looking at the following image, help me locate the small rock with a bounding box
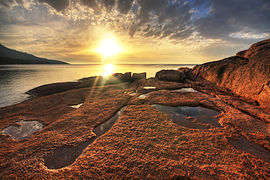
[155,70,186,82]
[132,73,146,80]
[108,72,132,83]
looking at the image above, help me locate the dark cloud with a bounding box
[128,22,137,37]
[80,0,115,11]
[0,0,15,8]
[38,0,69,11]
[195,0,270,39]
[133,0,193,40]
[117,0,133,14]
[0,0,24,8]
[102,0,115,11]
[80,0,97,9]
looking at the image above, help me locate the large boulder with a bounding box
[155,69,186,82]
[192,39,270,109]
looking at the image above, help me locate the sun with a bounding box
[97,38,121,58]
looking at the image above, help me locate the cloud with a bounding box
[38,0,69,11]
[117,0,133,14]
[30,0,194,41]
[128,0,193,40]
[102,0,115,11]
[229,29,270,40]
[80,0,97,9]
[194,0,270,40]
[0,0,33,9]
[0,0,16,8]
[2,0,269,43]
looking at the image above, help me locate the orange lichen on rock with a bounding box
[0,75,269,179]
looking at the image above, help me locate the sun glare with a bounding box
[103,64,115,77]
[97,38,121,58]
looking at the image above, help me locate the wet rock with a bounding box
[27,73,132,97]
[26,82,79,97]
[155,69,186,82]
[27,76,100,97]
[132,72,146,80]
[192,38,270,109]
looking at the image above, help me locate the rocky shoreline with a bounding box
[0,39,269,179]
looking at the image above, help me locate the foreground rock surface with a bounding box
[192,39,270,109]
[1,74,269,179]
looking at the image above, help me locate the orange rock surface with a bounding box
[0,77,269,179]
[192,39,270,109]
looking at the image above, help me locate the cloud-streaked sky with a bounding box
[0,0,269,64]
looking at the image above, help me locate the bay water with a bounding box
[0,64,195,107]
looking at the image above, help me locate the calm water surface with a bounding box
[0,64,195,107]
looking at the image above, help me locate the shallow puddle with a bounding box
[152,104,221,129]
[137,93,150,99]
[172,88,198,93]
[44,107,125,169]
[143,86,156,90]
[129,93,137,96]
[2,120,43,140]
[70,103,83,109]
[230,136,270,163]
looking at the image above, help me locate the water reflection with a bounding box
[172,88,198,92]
[152,104,221,129]
[143,86,156,90]
[70,103,83,109]
[2,120,43,140]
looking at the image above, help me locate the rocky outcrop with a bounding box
[27,72,145,97]
[192,39,270,109]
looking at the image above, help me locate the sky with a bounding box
[0,0,269,64]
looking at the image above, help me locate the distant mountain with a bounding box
[0,43,68,64]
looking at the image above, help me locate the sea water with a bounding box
[0,64,195,107]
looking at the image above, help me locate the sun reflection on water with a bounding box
[103,64,115,77]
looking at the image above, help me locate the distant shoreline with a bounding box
[0,63,198,65]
